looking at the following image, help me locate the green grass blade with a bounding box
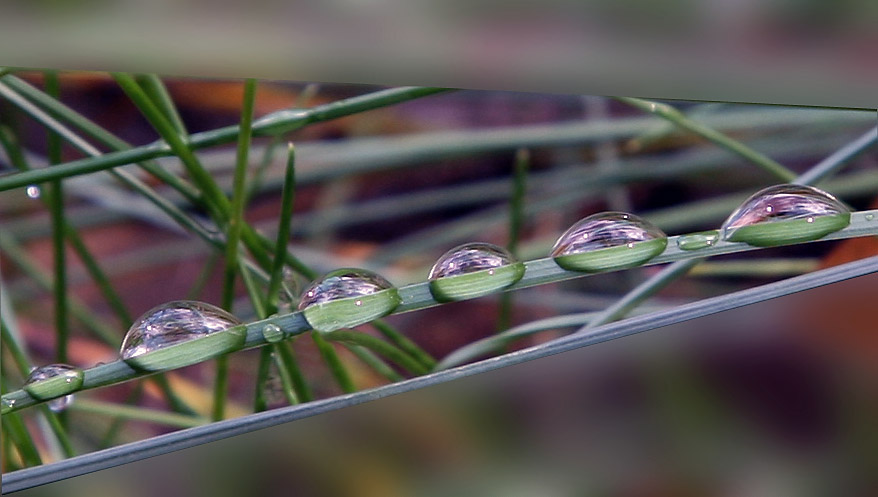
[0,74,202,203]
[342,344,405,383]
[69,399,208,429]
[265,143,296,313]
[134,74,188,135]
[274,341,311,403]
[213,78,257,422]
[323,330,428,376]
[370,320,436,371]
[311,332,355,394]
[44,71,69,365]
[498,148,529,332]
[0,86,452,191]
[614,96,798,181]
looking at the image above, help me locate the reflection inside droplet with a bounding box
[428,243,517,279]
[427,242,525,302]
[298,269,395,310]
[24,363,83,412]
[551,211,667,272]
[26,185,41,199]
[298,268,400,332]
[720,184,851,247]
[120,301,242,360]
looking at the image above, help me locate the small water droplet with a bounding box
[551,212,668,272]
[25,185,41,199]
[865,213,874,221]
[428,243,525,302]
[298,269,400,333]
[120,301,243,360]
[4,398,16,408]
[23,363,84,412]
[720,184,851,247]
[261,323,284,343]
[676,230,720,251]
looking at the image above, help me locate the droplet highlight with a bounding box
[427,242,525,302]
[261,323,284,343]
[23,363,84,412]
[720,184,851,247]
[25,185,41,199]
[298,269,401,333]
[551,212,668,272]
[676,230,720,251]
[120,300,246,371]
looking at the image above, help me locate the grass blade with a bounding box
[5,255,875,492]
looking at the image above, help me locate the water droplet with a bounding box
[428,242,525,302]
[551,212,668,272]
[865,213,874,221]
[23,363,84,412]
[261,323,284,343]
[676,230,720,251]
[298,269,401,333]
[4,398,16,408]
[25,185,41,199]
[120,301,245,371]
[720,184,851,247]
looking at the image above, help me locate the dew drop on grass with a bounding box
[866,213,874,221]
[427,242,525,302]
[298,269,401,333]
[23,363,84,412]
[120,301,243,360]
[262,323,284,343]
[676,230,720,251]
[720,184,851,247]
[551,212,668,272]
[25,185,41,199]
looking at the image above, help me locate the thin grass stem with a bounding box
[323,330,428,376]
[614,96,797,181]
[3,211,877,413]
[6,255,875,491]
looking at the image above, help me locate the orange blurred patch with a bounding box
[795,197,878,373]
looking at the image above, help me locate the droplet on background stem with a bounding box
[298,269,400,333]
[720,184,851,247]
[261,323,285,343]
[23,364,84,412]
[676,230,720,251]
[551,212,667,272]
[25,185,41,199]
[428,242,525,302]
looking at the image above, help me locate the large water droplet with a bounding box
[720,185,851,247]
[427,242,525,302]
[23,363,84,412]
[551,212,668,272]
[25,185,41,199]
[298,269,401,333]
[676,230,720,251]
[120,301,245,371]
